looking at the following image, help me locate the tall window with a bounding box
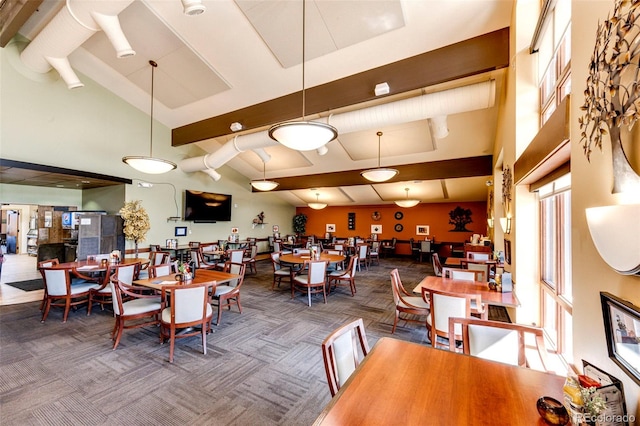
[539,173,572,364]
[538,0,571,125]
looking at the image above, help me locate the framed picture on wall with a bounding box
[371,225,382,234]
[272,225,279,233]
[416,225,429,235]
[231,227,239,234]
[504,239,511,265]
[175,226,187,237]
[326,224,336,232]
[600,292,640,385]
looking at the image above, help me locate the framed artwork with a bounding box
[504,239,511,265]
[231,227,239,234]
[416,225,429,235]
[174,226,187,237]
[272,225,279,233]
[371,224,382,234]
[600,292,640,385]
[326,224,336,232]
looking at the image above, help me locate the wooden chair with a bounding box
[356,244,369,271]
[211,261,246,326]
[460,260,491,282]
[442,267,483,281]
[242,244,258,274]
[216,249,244,270]
[149,263,173,278]
[381,237,397,258]
[139,251,170,279]
[422,288,484,349]
[431,253,443,277]
[467,251,491,261]
[448,317,550,372]
[88,262,142,315]
[389,268,430,333]
[324,249,344,272]
[410,238,420,260]
[190,249,217,270]
[200,242,221,262]
[321,318,370,397]
[40,268,101,323]
[109,277,162,350]
[327,255,357,296]
[38,258,59,310]
[369,241,380,265]
[270,251,291,290]
[419,241,432,262]
[292,260,328,306]
[160,283,212,363]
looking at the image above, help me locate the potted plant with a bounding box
[293,213,307,237]
[119,200,150,258]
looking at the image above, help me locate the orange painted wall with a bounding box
[296,202,488,255]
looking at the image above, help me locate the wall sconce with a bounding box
[586,204,640,275]
[499,216,511,234]
[487,217,494,228]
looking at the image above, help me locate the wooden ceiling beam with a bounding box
[0,0,43,47]
[256,156,493,191]
[172,28,509,147]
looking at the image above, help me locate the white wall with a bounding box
[0,42,295,254]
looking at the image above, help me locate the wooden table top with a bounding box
[51,257,150,272]
[279,253,345,264]
[313,337,564,425]
[413,275,520,308]
[133,269,239,291]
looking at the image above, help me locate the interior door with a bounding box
[6,210,19,254]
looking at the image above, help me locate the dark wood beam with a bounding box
[255,156,493,192]
[173,28,509,147]
[0,0,43,47]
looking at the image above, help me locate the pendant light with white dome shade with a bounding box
[395,187,420,208]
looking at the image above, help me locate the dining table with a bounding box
[133,268,240,291]
[279,252,346,266]
[48,257,151,285]
[413,275,520,308]
[313,337,565,425]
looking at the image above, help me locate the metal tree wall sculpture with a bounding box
[580,0,640,193]
[448,206,473,232]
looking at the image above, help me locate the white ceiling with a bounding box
[12,0,514,206]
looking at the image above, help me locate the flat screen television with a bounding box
[184,190,232,222]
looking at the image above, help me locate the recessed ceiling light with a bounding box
[56,184,64,187]
[82,180,90,184]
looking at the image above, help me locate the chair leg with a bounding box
[236,294,242,313]
[307,287,311,307]
[201,324,207,355]
[41,299,51,323]
[216,299,223,326]
[392,310,399,333]
[169,329,176,363]
[112,318,124,350]
[62,298,71,323]
[87,292,93,316]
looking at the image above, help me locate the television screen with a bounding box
[184,190,232,222]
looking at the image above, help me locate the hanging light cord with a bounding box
[377,131,383,167]
[149,60,157,157]
[301,0,307,121]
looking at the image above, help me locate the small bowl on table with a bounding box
[536,396,570,425]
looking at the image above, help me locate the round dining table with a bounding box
[279,253,345,265]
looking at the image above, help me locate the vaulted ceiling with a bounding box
[1,0,513,206]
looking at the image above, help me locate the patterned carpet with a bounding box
[0,257,469,425]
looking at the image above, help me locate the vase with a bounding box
[610,127,640,193]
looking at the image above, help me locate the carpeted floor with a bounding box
[4,278,43,292]
[0,256,503,425]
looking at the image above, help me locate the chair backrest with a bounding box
[150,263,172,278]
[389,268,414,305]
[390,237,397,248]
[423,288,477,341]
[273,241,282,252]
[324,249,342,256]
[432,253,443,276]
[152,251,170,265]
[347,255,358,275]
[271,252,282,271]
[247,245,258,259]
[223,262,246,288]
[321,318,370,397]
[467,252,490,261]
[38,258,60,279]
[227,249,244,263]
[167,283,210,325]
[189,241,200,248]
[296,248,311,256]
[442,267,482,281]
[305,260,327,284]
[190,249,205,268]
[420,241,431,252]
[371,241,380,252]
[42,268,70,296]
[201,243,219,253]
[149,244,160,252]
[448,317,550,371]
[357,244,368,259]
[461,261,490,282]
[333,244,344,251]
[112,263,139,285]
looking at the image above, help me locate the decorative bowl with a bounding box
[536,396,570,425]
